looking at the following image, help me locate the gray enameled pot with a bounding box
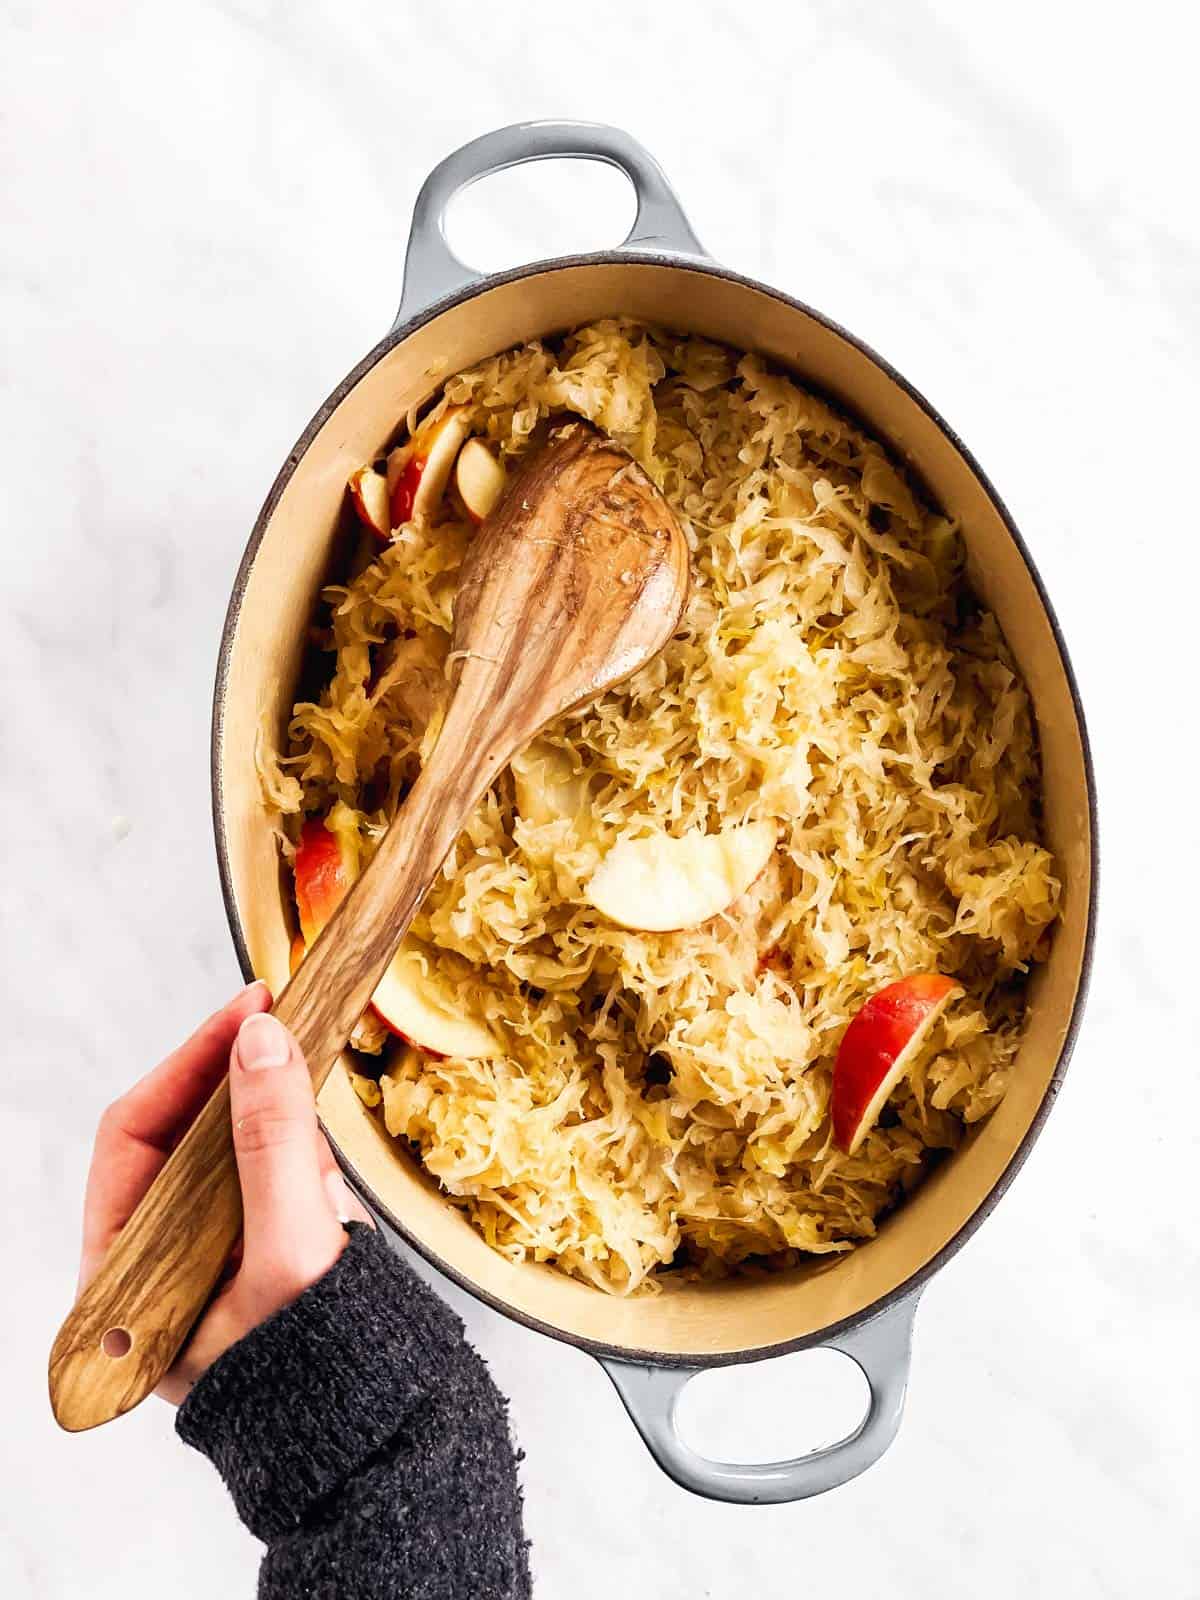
[212,121,1097,1503]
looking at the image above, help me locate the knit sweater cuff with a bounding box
[175,1223,465,1541]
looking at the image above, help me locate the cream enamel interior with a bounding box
[216,261,1091,1360]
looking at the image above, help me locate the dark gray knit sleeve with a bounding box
[175,1223,530,1599]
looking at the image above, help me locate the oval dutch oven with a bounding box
[213,121,1097,1503]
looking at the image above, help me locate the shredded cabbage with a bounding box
[259,320,1060,1294]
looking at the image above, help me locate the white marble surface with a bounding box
[4,1,1199,1594]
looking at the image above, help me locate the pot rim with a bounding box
[211,249,1099,1367]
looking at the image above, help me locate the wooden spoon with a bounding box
[48,420,689,1431]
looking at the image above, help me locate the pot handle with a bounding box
[599,1290,922,1504]
[393,119,707,330]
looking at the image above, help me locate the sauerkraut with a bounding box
[261,319,1060,1294]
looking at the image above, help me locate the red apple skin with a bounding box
[293,819,355,945]
[386,1028,446,1062]
[389,455,424,527]
[347,467,390,541]
[832,974,961,1154]
[389,407,472,525]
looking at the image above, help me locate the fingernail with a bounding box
[236,1012,291,1071]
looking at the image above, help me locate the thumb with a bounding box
[229,1012,346,1298]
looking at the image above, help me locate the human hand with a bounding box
[77,982,372,1404]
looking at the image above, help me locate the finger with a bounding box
[79,982,272,1290]
[229,1012,345,1298]
[108,981,273,1150]
[315,1125,338,1181]
[324,1167,375,1228]
[314,1121,375,1227]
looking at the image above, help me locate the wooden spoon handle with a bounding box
[49,420,688,1433]
[48,1080,242,1432]
[48,735,493,1432]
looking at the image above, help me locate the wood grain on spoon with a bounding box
[48,420,689,1432]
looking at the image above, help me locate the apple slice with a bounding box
[293,817,357,944]
[831,974,962,1154]
[512,740,587,828]
[371,938,501,1059]
[455,437,506,523]
[294,817,497,1058]
[411,408,471,520]
[389,406,472,525]
[389,452,423,527]
[587,820,777,933]
[347,466,391,541]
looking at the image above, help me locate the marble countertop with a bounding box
[4,2,1198,1595]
